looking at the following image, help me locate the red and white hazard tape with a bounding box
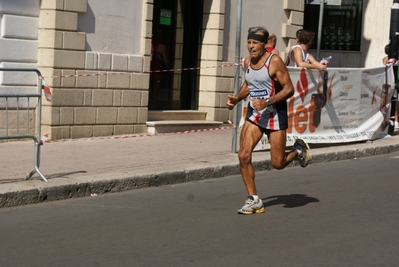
[41,77,52,102]
[42,62,241,80]
[39,62,242,103]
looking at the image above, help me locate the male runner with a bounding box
[227,26,311,215]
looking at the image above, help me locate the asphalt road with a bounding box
[0,152,398,267]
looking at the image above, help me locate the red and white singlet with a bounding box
[245,54,288,130]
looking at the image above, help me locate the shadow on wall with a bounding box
[360,0,370,68]
[222,0,231,61]
[201,0,211,44]
[77,4,95,51]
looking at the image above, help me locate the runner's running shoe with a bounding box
[238,196,265,215]
[294,138,311,168]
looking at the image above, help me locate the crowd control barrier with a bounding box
[0,68,48,182]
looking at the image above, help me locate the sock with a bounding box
[251,195,259,201]
[296,148,303,157]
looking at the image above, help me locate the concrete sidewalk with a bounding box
[2,126,399,208]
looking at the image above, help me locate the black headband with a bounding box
[247,33,267,43]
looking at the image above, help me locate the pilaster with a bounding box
[198,0,227,121]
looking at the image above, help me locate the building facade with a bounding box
[0,0,393,140]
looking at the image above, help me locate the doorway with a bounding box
[149,0,203,111]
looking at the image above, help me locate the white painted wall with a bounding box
[0,0,40,87]
[78,0,143,55]
[363,0,392,68]
[224,0,287,62]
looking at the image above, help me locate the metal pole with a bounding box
[231,0,242,153]
[316,0,324,60]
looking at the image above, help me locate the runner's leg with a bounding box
[267,129,297,169]
[238,121,263,196]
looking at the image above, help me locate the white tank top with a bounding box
[244,54,287,130]
[285,45,309,67]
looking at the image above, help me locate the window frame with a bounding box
[304,0,363,52]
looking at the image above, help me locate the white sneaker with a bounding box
[237,196,265,215]
[294,138,311,167]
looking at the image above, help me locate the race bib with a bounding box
[249,89,269,99]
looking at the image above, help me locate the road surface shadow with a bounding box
[46,170,87,179]
[0,178,26,184]
[263,194,319,208]
[1,171,87,184]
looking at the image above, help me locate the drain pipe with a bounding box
[232,0,242,153]
[316,0,325,60]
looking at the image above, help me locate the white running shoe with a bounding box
[294,138,311,168]
[237,196,265,215]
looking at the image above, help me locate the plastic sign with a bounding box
[160,9,172,26]
[307,0,342,5]
[240,65,395,150]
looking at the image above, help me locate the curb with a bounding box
[1,143,399,208]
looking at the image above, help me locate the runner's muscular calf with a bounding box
[227,39,296,196]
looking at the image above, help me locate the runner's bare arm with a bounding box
[292,47,326,71]
[227,57,250,110]
[269,55,294,104]
[227,82,249,110]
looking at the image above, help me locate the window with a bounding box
[304,0,363,51]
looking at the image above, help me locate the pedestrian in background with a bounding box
[265,32,279,55]
[383,43,399,129]
[285,29,327,71]
[382,44,389,65]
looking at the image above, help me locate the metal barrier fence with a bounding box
[0,68,48,182]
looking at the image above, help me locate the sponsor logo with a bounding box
[250,89,268,98]
[296,68,308,102]
[288,69,317,133]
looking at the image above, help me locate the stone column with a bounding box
[198,0,232,122]
[38,0,88,139]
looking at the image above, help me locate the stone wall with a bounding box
[38,0,150,140]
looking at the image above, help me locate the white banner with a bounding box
[239,65,395,150]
